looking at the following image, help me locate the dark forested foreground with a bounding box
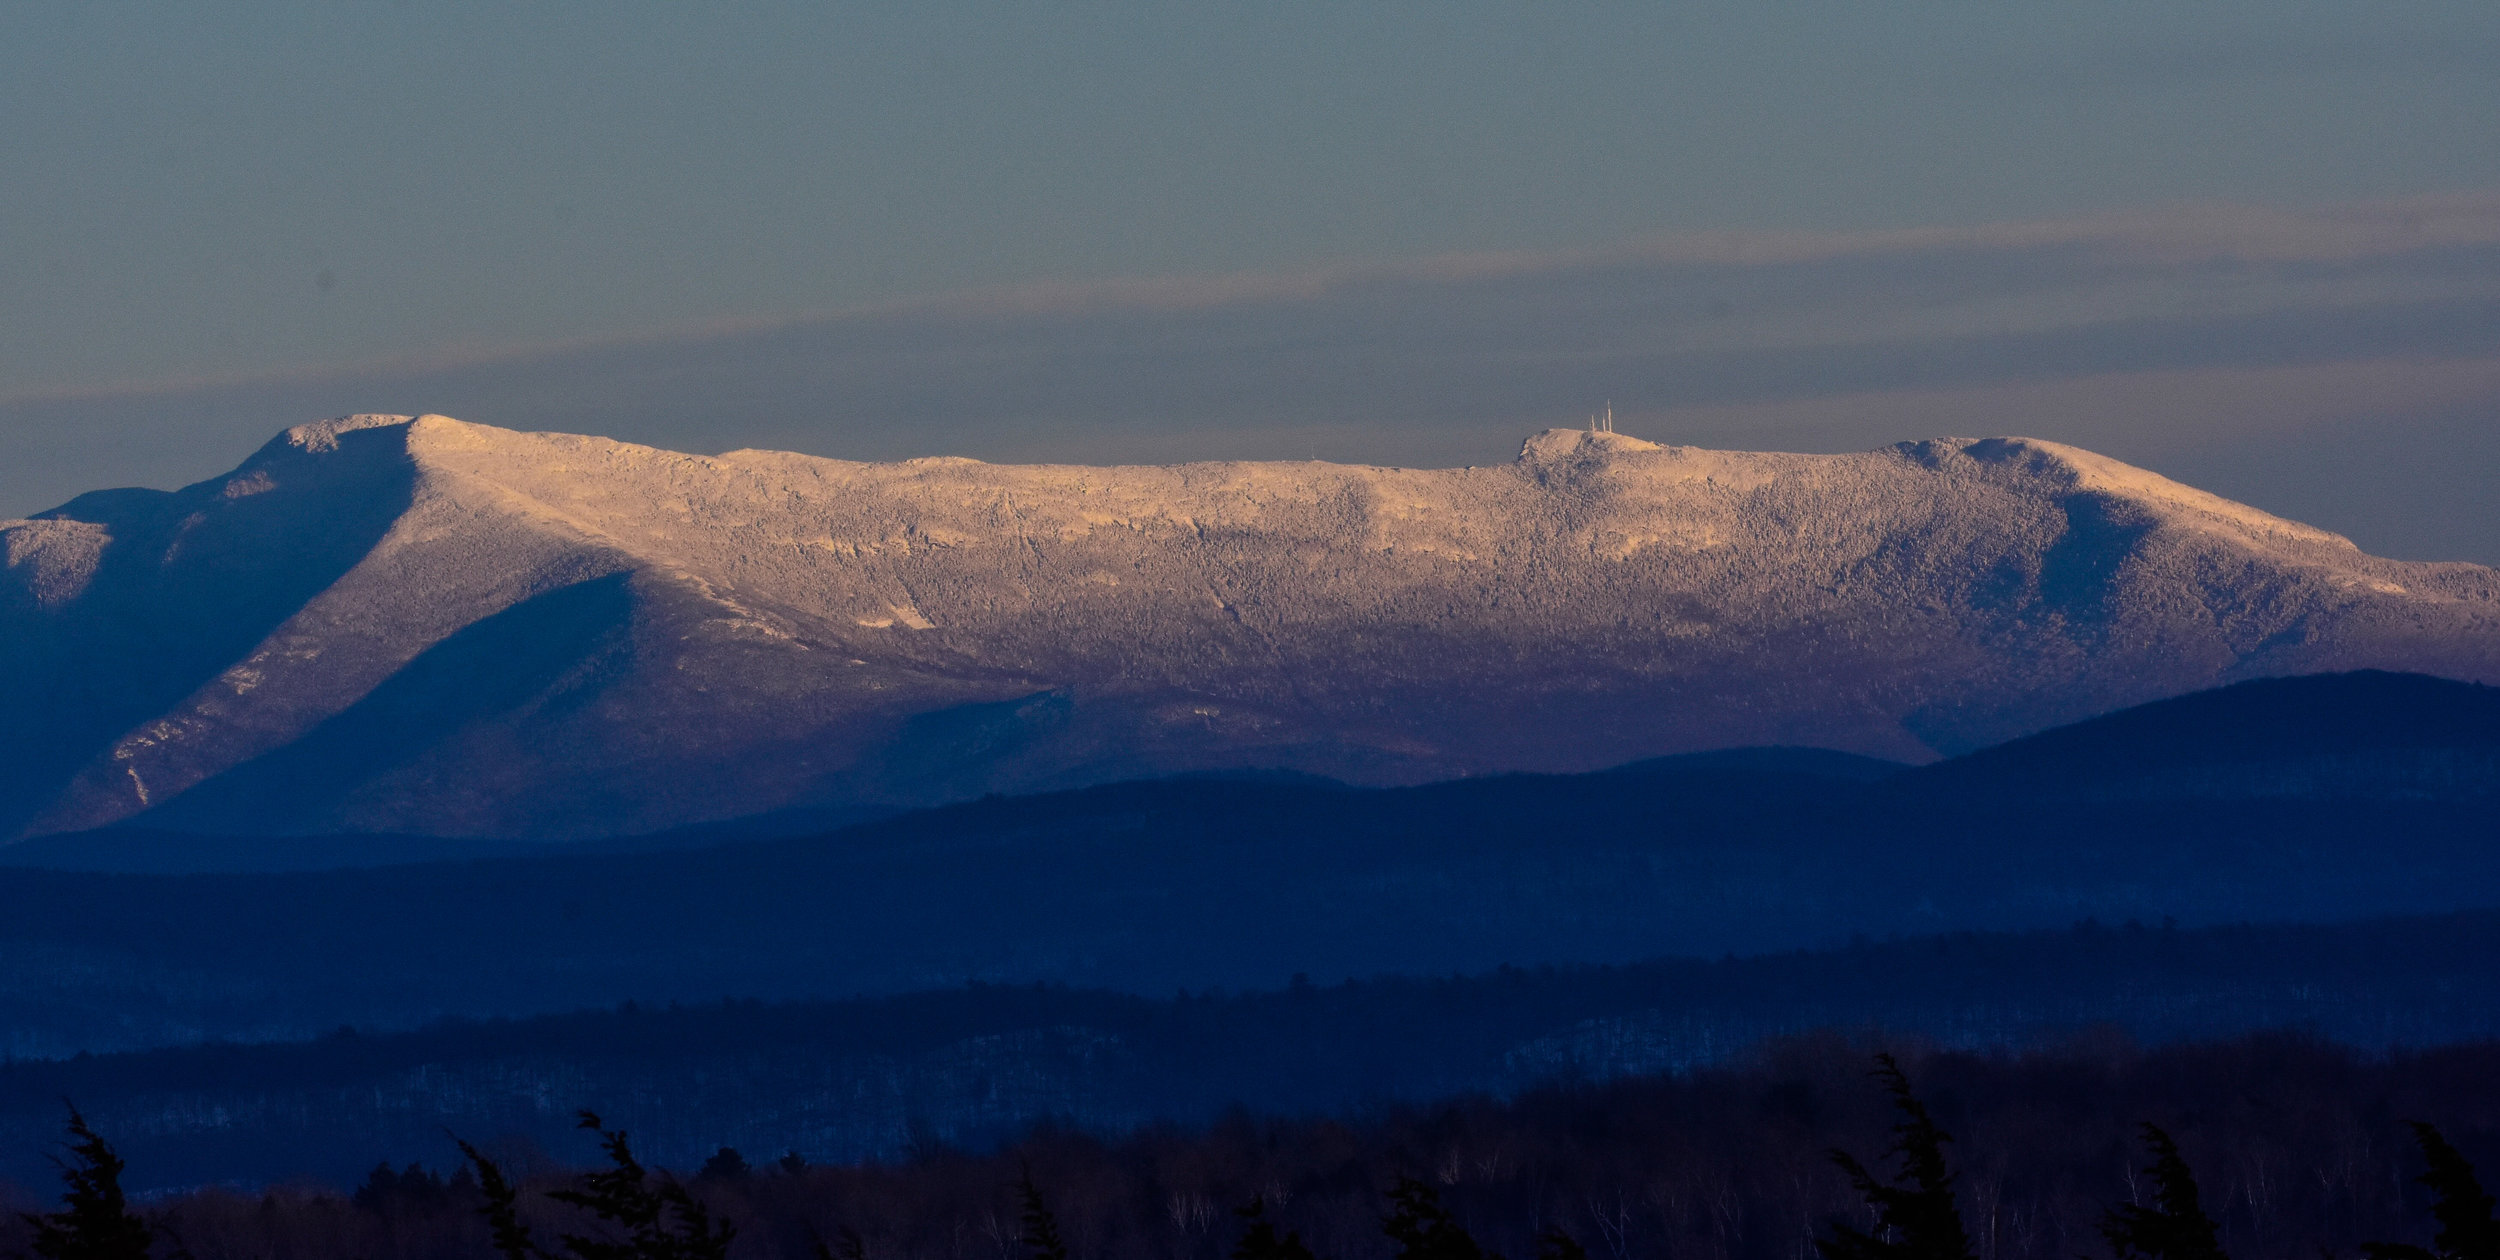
[9,1033,2500,1260]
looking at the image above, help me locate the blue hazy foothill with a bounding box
[0,670,2489,1183]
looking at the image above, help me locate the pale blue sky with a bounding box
[5,3,2499,557]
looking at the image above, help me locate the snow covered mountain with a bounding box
[2,413,2494,841]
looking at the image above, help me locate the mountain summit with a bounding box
[2,414,2494,840]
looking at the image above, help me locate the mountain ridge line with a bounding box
[3,413,2493,842]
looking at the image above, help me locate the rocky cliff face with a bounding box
[3,414,2494,840]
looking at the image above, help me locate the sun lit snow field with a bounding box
[3,413,2492,842]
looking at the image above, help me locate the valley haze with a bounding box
[2,412,2494,844]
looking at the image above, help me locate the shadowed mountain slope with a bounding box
[1902,669,2500,801]
[4,414,2497,842]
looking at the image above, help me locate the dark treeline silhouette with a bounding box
[11,1033,2500,1260]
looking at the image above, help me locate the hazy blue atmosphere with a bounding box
[11,8,2500,1236]
[6,2,2499,560]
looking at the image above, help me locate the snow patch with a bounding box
[221,470,279,500]
[284,413,415,453]
[2,518,110,608]
[857,602,936,630]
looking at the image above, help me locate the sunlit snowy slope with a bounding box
[3,413,2494,840]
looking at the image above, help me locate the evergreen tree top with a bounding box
[1018,1165,1073,1260]
[2102,1123,2229,1260]
[1233,1194,1317,1260]
[1383,1175,1500,1260]
[1817,1054,1977,1260]
[2367,1123,2500,1260]
[21,1107,152,1260]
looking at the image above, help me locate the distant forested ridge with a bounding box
[8,908,2500,1190]
[0,671,2492,1060]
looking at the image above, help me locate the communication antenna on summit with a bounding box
[1588,401,1615,434]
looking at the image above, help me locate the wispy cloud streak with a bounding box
[8,193,2499,561]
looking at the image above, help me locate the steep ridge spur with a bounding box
[2,413,2494,840]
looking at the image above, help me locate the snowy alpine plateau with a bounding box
[2,413,2494,841]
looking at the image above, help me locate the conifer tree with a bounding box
[812,1226,868,1260]
[1017,1165,1072,1260]
[20,1107,152,1260]
[2102,1124,2228,1260]
[1817,1054,1976,1260]
[1233,1194,1316,1260]
[354,1160,402,1209]
[694,1148,749,1182]
[1536,1229,1589,1260]
[2366,1123,2500,1260]
[456,1137,545,1260]
[544,1112,736,1260]
[1383,1176,1499,1260]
